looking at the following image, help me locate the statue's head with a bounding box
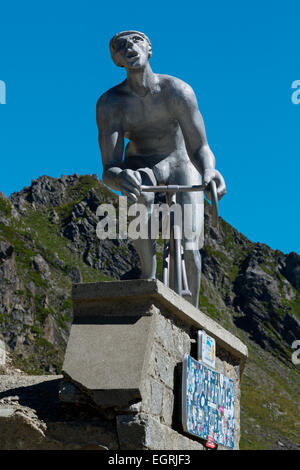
[109,31,152,69]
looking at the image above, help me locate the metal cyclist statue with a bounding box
[96,30,226,308]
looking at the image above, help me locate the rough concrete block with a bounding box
[58,380,89,405]
[116,413,149,450]
[148,343,174,389]
[117,413,205,450]
[150,380,163,416]
[162,386,174,426]
[71,280,248,363]
[63,312,155,408]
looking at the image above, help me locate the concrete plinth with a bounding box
[62,279,248,450]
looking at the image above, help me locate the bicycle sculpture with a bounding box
[141,181,218,299]
[97,31,226,308]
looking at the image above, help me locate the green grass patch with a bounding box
[288,291,300,320]
[240,368,300,449]
[62,297,72,310]
[31,325,44,335]
[198,293,223,320]
[69,175,98,197]
[0,198,12,217]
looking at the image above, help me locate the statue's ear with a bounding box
[148,44,152,59]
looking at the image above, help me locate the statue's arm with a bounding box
[171,81,226,197]
[96,94,124,191]
[96,94,142,201]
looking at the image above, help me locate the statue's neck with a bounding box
[126,63,157,97]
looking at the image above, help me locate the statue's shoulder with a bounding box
[158,74,195,99]
[158,75,198,112]
[96,82,127,112]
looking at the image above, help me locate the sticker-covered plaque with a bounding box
[182,354,235,448]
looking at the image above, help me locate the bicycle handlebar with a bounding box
[140,180,219,227]
[140,184,206,193]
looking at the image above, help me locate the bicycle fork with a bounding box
[163,193,192,298]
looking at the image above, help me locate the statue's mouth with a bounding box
[127,50,139,59]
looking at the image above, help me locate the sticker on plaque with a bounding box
[182,354,235,449]
[197,330,216,368]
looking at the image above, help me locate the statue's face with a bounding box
[112,33,150,69]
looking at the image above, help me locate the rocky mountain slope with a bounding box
[0,173,299,450]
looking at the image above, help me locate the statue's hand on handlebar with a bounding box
[117,169,142,203]
[203,169,226,201]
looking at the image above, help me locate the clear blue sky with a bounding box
[0,1,299,254]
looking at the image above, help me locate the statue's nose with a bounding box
[126,38,133,47]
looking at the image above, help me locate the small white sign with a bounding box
[197,330,216,368]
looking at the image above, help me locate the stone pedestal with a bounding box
[62,279,248,450]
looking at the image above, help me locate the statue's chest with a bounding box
[123,95,172,134]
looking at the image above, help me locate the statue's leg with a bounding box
[183,249,202,308]
[181,194,204,308]
[171,163,204,308]
[129,169,157,280]
[134,237,156,279]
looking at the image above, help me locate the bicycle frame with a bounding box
[140,180,219,297]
